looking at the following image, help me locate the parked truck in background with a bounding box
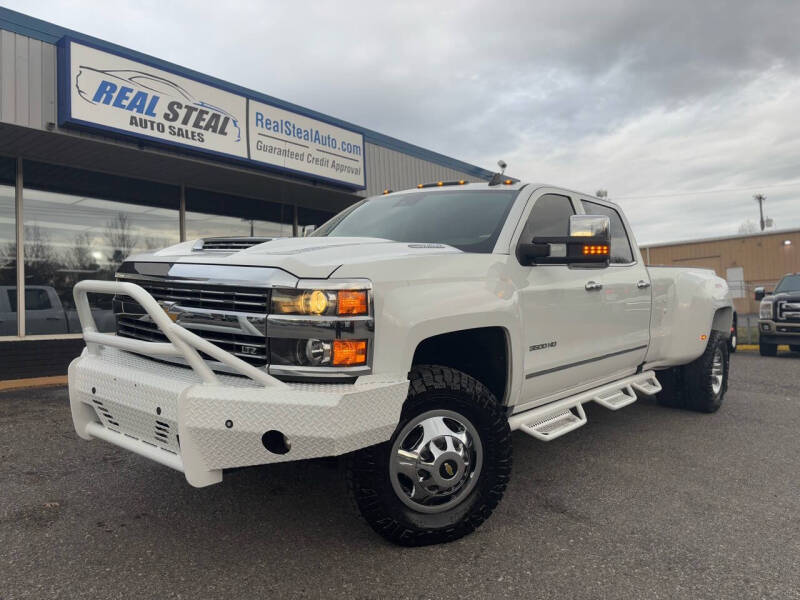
[67,179,734,546]
[755,273,800,355]
[0,285,115,335]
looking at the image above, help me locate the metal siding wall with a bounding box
[0,30,15,122]
[0,31,51,129]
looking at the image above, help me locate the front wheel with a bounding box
[346,365,512,546]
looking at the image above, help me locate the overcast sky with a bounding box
[6,0,800,244]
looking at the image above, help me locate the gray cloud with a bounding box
[6,0,800,242]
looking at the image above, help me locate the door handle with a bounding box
[585,281,603,291]
[637,280,651,289]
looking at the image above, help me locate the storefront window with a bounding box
[23,162,179,335]
[0,176,16,337]
[185,188,294,240]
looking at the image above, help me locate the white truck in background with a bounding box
[67,179,733,546]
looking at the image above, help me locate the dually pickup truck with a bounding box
[68,179,733,546]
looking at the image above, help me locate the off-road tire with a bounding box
[346,365,512,546]
[656,330,729,413]
[759,339,778,356]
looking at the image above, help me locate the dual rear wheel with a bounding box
[657,330,729,413]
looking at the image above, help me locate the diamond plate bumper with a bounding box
[69,347,408,487]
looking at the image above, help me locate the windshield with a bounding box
[775,274,800,293]
[312,189,519,253]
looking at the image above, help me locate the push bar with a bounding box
[73,280,287,388]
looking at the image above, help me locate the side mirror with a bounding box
[754,287,766,301]
[518,215,611,266]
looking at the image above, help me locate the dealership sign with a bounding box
[57,39,366,189]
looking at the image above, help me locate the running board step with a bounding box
[516,405,587,441]
[630,373,662,396]
[509,370,662,442]
[593,387,637,410]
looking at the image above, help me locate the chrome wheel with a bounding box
[389,409,483,514]
[710,347,724,395]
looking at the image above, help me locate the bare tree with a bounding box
[738,219,758,235]
[23,224,59,287]
[103,213,139,268]
[0,240,15,286]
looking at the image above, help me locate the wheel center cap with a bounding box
[439,459,458,480]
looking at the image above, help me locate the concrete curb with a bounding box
[0,375,67,392]
[736,344,792,352]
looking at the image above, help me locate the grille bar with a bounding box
[130,280,270,314]
[117,317,268,365]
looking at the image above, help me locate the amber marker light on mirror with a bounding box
[333,340,368,366]
[337,290,368,315]
[582,245,610,255]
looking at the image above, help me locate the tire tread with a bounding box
[346,365,512,546]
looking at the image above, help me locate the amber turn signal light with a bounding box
[337,290,368,315]
[333,340,367,366]
[582,244,610,255]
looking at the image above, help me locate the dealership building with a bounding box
[642,227,800,318]
[0,8,494,379]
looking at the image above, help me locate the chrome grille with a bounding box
[116,316,268,366]
[778,301,800,322]
[131,280,269,314]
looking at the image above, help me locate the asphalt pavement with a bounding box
[1,352,799,600]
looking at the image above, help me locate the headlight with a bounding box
[760,300,773,319]
[268,282,373,377]
[271,289,368,316]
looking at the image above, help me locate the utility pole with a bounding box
[754,193,766,231]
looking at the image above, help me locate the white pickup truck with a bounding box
[68,179,733,546]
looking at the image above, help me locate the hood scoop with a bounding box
[193,237,275,252]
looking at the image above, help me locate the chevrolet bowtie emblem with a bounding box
[158,301,180,323]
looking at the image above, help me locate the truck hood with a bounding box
[125,236,463,279]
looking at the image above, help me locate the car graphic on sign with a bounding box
[75,66,242,142]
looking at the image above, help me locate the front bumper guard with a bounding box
[68,280,408,487]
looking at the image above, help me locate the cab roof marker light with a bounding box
[417,180,473,189]
[383,189,392,195]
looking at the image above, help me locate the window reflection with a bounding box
[23,188,179,334]
[185,188,293,240]
[0,183,16,336]
[185,210,293,239]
